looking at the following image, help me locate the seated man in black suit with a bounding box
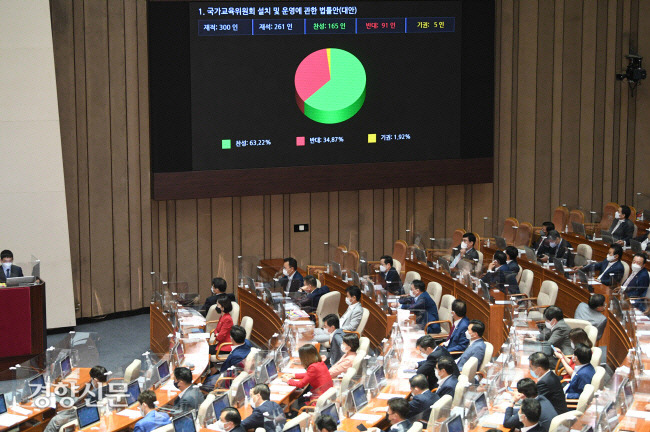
[517,398,545,432]
[481,251,519,294]
[434,358,458,398]
[532,222,556,254]
[407,374,439,421]
[380,255,403,294]
[503,378,558,431]
[505,246,521,274]
[528,352,568,414]
[0,249,23,282]
[450,232,480,270]
[579,244,625,286]
[200,277,234,316]
[415,335,458,390]
[280,257,304,292]
[609,205,635,246]
[219,407,246,432]
[384,398,412,432]
[633,228,650,251]
[240,384,285,432]
[297,275,330,313]
[172,367,204,411]
[536,230,574,265]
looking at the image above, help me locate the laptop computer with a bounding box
[495,236,507,250]
[264,359,278,382]
[601,232,614,245]
[61,356,73,379]
[319,402,339,424]
[0,393,7,415]
[211,393,230,420]
[125,380,141,407]
[76,404,101,429]
[22,374,45,402]
[173,411,196,432]
[442,414,463,432]
[157,360,171,384]
[350,384,368,411]
[631,239,644,253]
[241,376,256,398]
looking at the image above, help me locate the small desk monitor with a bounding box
[173,411,196,432]
[473,393,488,417]
[125,380,141,406]
[631,239,644,253]
[264,359,278,382]
[241,376,256,398]
[443,414,463,432]
[0,393,7,415]
[157,360,171,383]
[61,356,72,379]
[76,404,101,429]
[320,402,339,424]
[24,374,45,401]
[211,393,230,420]
[374,364,386,386]
[350,384,368,411]
[6,276,36,287]
[176,342,185,364]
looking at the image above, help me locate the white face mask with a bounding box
[465,330,472,340]
[632,263,643,272]
[570,341,575,350]
[460,242,467,250]
[215,421,225,431]
[346,298,353,306]
[411,290,417,297]
[249,396,256,409]
[615,211,621,219]
[549,242,557,248]
[607,254,616,262]
[545,321,553,330]
[282,268,289,276]
[379,265,387,273]
[1,262,10,270]
[434,369,440,380]
[140,406,146,417]
[341,344,349,353]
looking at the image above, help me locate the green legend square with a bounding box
[221,139,231,149]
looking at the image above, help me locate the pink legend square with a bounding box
[296,136,305,146]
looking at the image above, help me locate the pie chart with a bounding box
[295,48,366,124]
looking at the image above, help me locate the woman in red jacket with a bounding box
[283,344,333,402]
[209,298,233,355]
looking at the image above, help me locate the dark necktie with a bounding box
[5,268,10,278]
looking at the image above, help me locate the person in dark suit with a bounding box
[503,378,558,432]
[280,257,304,292]
[200,277,234,316]
[297,275,330,313]
[564,344,596,399]
[450,232,480,270]
[528,352,568,414]
[384,398,413,432]
[536,231,574,265]
[609,205,636,246]
[134,390,171,432]
[241,384,285,432]
[220,407,246,432]
[532,222,556,254]
[407,374,439,421]
[456,320,487,371]
[0,249,23,282]
[442,300,470,354]
[415,335,458,390]
[535,306,573,355]
[434,358,458,398]
[579,244,625,286]
[399,279,441,334]
[380,255,403,295]
[173,367,204,411]
[517,398,546,432]
[320,314,344,365]
[622,253,650,310]
[633,228,650,251]
[505,246,521,273]
[219,326,251,372]
[481,251,519,294]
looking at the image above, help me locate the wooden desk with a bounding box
[237,287,283,347]
[562,232,650,271]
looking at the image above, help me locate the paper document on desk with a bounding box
[270,393,287,402]
[350,413,383,423]
[269,384,296,393]
[636,330,650,336]
[588,280,600,285]
[0,413,29,427]
[188,332,210,339]
[282,368,306,374]
[377,393,405,400]
[10,406,32,416]
[116,409,142,419]
[479,412,506,427]
[160,380,180,392]
[622,410,650,420]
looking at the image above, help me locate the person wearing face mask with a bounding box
[415,335,457,390]
[574,294,608,340]
[535,306,573,355]
[172,367,204,411]
[434,358,458,398]
[398,279,441,334]
[441,300,470,355]
[328,333,359,378]
[218,407,245,432]
[633,228,650,252]
[563,344,595,399]
[578,244,625,286]
[375,398,412,432]
[406,374,439,421]
[481,251,519,294]
[553,328,593,380]
[536,230,573,265]
[200,277,232,317]
[379,255,403,295]
[133,390,171,432]
[516,398,545,432]
[455,320,486,371]
[297,275,330,313]
[504,246,521,273]
[314,314,344,361]
[528,352,568,414]
[338,286,364,332]
[209,298,234,358]
[0,249,23,282]
[450,233,479,269]
[240,384,285,432]
[279,257,304,292]
[621,253,650,311]
[503,378,557,432]
[609,205,635,246]
[532,222,556,254]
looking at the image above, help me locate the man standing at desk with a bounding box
[200,277,233,316]
[579,244,625,286]
[398,280,441,334]
[134,391,171,432]
[280,257,303,292]
[450,233,479,269]
[0,249,23,282]
[379,255,403,294]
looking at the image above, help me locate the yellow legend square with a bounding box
[368,134,377,143]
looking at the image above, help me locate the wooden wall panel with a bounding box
[50,0,649,317]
